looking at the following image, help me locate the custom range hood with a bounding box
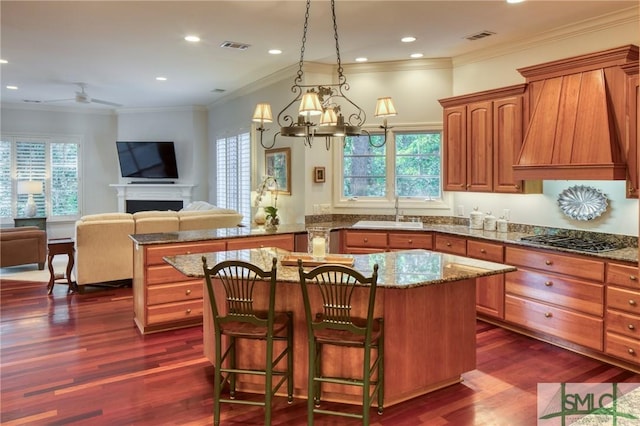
[513,45,639,180]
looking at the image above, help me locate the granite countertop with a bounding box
[129,221,638,264]
[164,247,517,289]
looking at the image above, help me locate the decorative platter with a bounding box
[557,185,608,221]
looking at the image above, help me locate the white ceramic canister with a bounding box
[483,212,497,231]
[469,207,484,230]
[497,217,508,233]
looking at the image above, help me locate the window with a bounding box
[0,135,81,221]
[339,129,443,206]
[215,132,251,226]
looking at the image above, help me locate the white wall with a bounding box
[116,106,209,201]
[1,105,118,238]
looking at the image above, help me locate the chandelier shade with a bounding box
[253,0,397,150]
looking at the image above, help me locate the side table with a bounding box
[14,216,47,231]
[47,238,77,295]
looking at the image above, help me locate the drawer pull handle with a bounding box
[446,242,452,247]
[186,289,192,295]
[628,348,636,355]
[545,260,553,266]
[628,324,636,330]
[186,251,192,255]
[544,312,552,318]
[480,249,486,253]
[544,281,553,287]
[630,300,637,306]
[408,239,413,244]
[364,238,368,243]
[631,275,638,281]
[186,308,192,314]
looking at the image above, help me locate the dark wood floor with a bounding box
[1,279,639,426]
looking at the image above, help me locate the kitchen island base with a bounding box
[204,276,477,406]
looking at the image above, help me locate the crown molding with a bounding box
[115,105,208,115]
[1,102,116,115]
[454,6,639,67]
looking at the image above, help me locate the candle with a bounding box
[312,236,326,258]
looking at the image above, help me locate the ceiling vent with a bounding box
[220,41,250,50]
[465,31,495,41]
[211,88,226,93]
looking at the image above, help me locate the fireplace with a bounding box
[110,183,196,213]
[126,200,184,213]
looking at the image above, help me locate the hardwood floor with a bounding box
[1,279,638,426]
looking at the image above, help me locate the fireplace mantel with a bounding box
[110,184,196,213]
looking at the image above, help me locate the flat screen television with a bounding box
[116,141,179,179]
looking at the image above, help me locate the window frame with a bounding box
[0,133,82,225]
[333,124,452,212]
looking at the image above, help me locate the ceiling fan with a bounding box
[40,83,122,107]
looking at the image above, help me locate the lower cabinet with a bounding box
[505,246,605,351]
[605,262,640,364]
[342,230,433,253]
[468,239,505,319]
[133,234,295,334]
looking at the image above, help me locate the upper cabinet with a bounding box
[515,45,639,181]
[622,61,639,198]
[439,84,541,193]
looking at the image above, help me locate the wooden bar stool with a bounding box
[202,257,293,426]
[298,260,384,425]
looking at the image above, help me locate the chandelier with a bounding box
[252,0,397,150]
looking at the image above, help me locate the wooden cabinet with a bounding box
[342,230,433,253]
[467,240,505,319]
[605,262,640,365]
[133,240,227,334]
[133,234,295,334]
[434,234,466,255]
[504,246,605,351]
[225,234,295,251]
[622,61,639,198]
[439,84,540,193]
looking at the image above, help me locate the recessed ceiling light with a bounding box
[6,85,18,90]
[410,53,424,58]
[156,76,167,81]
[268,49,282,55]
[401,36,416,43]
[0,59,8,64]
[185,35,201,42]
[355,57,368,62]
[506,0,525,3]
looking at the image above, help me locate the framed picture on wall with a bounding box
[265,148,291,194]
[313,166,325,183]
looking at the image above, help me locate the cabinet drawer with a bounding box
[505,246,605,282]
[146,241,226,266]
[606,310,640,339]
[506,269,604,316]
[147,299,203,326]
[226,234,295,251]
[607,286,640,315]
[605,332,640,364]
[434,234,467,255]
[505,295,603,350]
[146,264,191,285]
[607,263,639,289]
[467,240,504,263]
[147,281,204,305]
[344,231,388,249]
[388,232,432,250]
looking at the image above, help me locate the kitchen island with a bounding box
[165,247,516,406]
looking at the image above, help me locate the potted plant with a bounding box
[264,206,279,231]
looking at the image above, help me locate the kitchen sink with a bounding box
[352,220,424,229]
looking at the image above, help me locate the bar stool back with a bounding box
[298,260,384,425]
[202,257,293,426]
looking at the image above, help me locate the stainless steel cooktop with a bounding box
[519,235,619,253]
